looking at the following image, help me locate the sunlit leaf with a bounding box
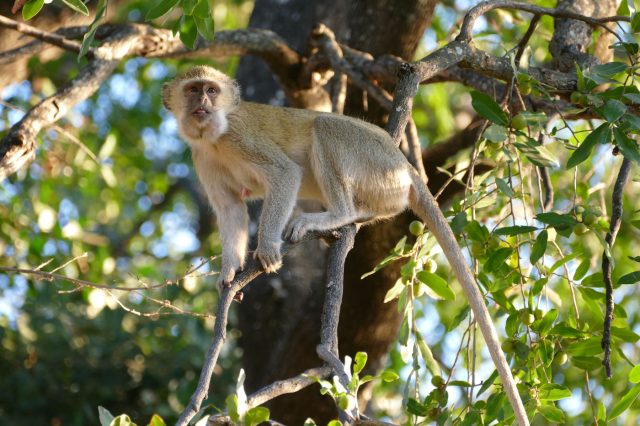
[22,0,44,20]
[629,365,640,383]
[567,123,609,168]
[608,383,640,420]
[539,384,572,401]
[61,0,89,15]
[416,271,455,300]
[245,407,270,426]
[353,352,367,374]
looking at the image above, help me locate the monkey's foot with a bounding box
[286,216,315,242]
[254,240,283,273]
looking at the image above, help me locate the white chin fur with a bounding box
[213,109,228,139]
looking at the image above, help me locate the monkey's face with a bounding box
[182,80,221,126]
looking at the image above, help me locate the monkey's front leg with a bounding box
[255,165,302,273]
[215,201,249,287]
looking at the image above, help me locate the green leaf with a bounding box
[245,407,270,426]
[483,247,512,273]
[629,365,640,383]
[407,398,429,416]
[146,0,180,20]
[534,309,558,336]
[494,225,537,236]
[193,0,211,18]
[147,415,166,426]
[536,212,578,227]
[495,177,514,198]
[514,138,560,168]
[596,99,627,123]
[61,0,90,15]
[383,278,405,303]
[380,370,399,382]
[79,0,107,59]
[22,0,44,20]
[611,326,640,343]
[226,395,239,423]
[571,356,602,370]
[98,407,115,426]
[471,91,508,126]
[567,123,610,168]
[609,383,640,420]
[477,370,498,397]
[464,220,489,242]
[539,384,572,401]
[450,380,472,387]
[451,211,468,234]
[530,230,548,264]
[326,420,342,426]
[549,251,582,273]
[448,305,470,331]
[549,323,584,338]
[416,271,455,300]
[484,124,507,143]
[303,418,317,426]
[573,258,590,281]
[624,93,640,104]
[182,0,198,15]
[194,16,215,41]
[416,332,441,376]
[592,62,629,79]
[632,13,640,32]
[582,272,604,287]
[353,352,367,374]
[614,127,640,164]
[538,404,565,423]
[618,270,640,285]
[566,337,603,357]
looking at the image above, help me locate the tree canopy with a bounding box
[0,0,639,425]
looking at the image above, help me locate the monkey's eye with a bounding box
[189,86,199,93]
[207,87,217,94]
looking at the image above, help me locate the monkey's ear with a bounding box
[231,80,241,107]
[161,83,173,111]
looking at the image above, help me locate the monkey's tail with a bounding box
[408,171,529,426]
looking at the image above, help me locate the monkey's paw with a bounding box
[217,266,236,289]
[254,240,283,273]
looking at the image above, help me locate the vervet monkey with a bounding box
[162,66,526,424]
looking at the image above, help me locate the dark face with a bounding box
[183,80,221,121]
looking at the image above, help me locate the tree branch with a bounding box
[0,14,85,55]
[602,158,632,378]
[176,228,351,426]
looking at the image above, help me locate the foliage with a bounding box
[1,0,640,425]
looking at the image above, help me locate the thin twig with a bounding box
[0,14,86,55]
[602,158,632,378]
[311,24,393,110]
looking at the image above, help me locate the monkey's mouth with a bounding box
[191,107,210,117]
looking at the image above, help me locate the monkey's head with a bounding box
[162,66,240,139]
